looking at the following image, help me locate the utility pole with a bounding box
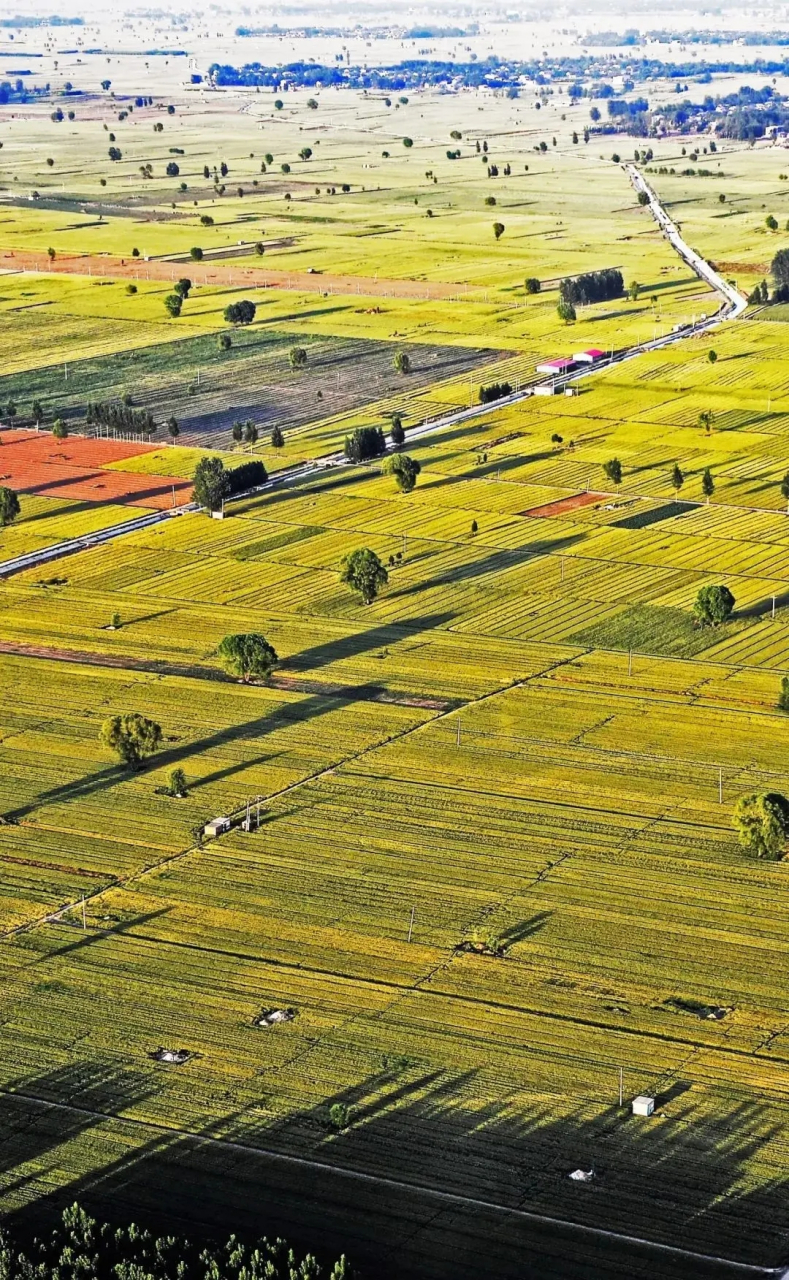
[456,719,461,748]
[719,767,723,805]
[407,905,415,944]
[628,649,633,677]
[619,1067,623,1108]
[82,899,86,932]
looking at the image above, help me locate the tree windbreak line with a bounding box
[86,401,156,435]
[344,425,386,464]
[559,269,623,307]
[0,1201,353,1279]
[192,457,268,511]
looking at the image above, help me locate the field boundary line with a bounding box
[0,1088,781,1276]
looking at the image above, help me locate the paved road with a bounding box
[0,166,747,581]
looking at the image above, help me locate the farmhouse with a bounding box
[573,348,605,364]
[536,356,576,375]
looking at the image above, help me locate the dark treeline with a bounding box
[560,269,623,307]
[228,458,268,491]
[86,401,156,435]
[209,53,789,92]
[344,425,386,463]
[0,1202,352,1279]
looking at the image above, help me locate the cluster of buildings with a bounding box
[536,348,606,377]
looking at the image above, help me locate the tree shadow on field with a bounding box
[4,614,451,822]
[388,534,583,600]
[278,613,453,674]
[499,912,553,947]
[6,1062,789,1280]
[737,588,789,620]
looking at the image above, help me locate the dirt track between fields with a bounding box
[1,248,474,301]
[0,639,458,709]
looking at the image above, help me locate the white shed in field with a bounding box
[632,1095,655,1117]
[204,816,231,838]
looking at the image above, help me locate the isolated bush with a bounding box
[52,418,67,439]
[341,548,388,604]
[602,458,622,485]
[224,299,256,325]
[733,792,789,860]
[100,713,162,768]
[218,633,278,682]
[164,293,182,317]
[525,277,541,294]
[694,584,734,627]
[289,346,307,369]
[382,453,421,493]
[393,350,411,374]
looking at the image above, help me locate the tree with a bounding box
[603,458,622,486]
[557,299,576,323]
[344,426,386,463]
[525,277,541,294]
[166,161,180,177]
[402,137,413,148]
[218,633,278,683]
[270,424,284,448]
[393,350,411,374]
[243,421,258,445]
[637,190,649,206]
[52,418,67,439]
[733,792,789,859]
[708,349,718,364]
[341,548,388,604]
[773,248,789,292]
[47,246,56,261]
[168,767,187,797]
[778,675,789,712]
[0,486,20,526]
[382,453,421,493]
[766,214,778,231]
[289,346,307,369]
[174,277,191,298]
[218,333,232,351]
[193,456,230,511]
[590,106,601,122]
[307,98,318,109]
[390,417,405,446]
[254,241,264,255]
[698,409,714,434]
[190,246,203,261]
[671,463,684,492]
[694,583,734,626]
[224,299,256,325]
[702,467,715,500]
[299,147,312,161]
[628,280,640,301]
[232,421,244,443]
[99,713,162,768]
[492,221,505,240]
[164,293,182,317]
[31,400,43,425]
[781,471,789,509]
[108,146,122,161]
[166,416,179,438]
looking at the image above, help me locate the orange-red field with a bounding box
[0,430,191,509]
[522,490,609,518]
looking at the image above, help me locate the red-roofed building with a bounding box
[573,348,605,364]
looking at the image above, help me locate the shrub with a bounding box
[733,792,789,859]
[694,584,734,626]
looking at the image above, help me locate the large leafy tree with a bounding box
[193,457,230,511]
[694,584,735,627]
[100,713,162,767]
[218,633,278,682]
[0,486,20,527]
[340,548,388,604]
[382,453,421,493]
[733,792,789,859]
[772,248,789,291]
[224,299,256,325]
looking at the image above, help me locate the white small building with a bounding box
[632,1095,655,1117]
[204,816,231,838]
[534,384,558,396]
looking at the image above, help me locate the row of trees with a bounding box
[85,401,156,435]
[559,268,624,307]
[0,1201,352,1279]
[192,457,268,510]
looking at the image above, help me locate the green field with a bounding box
[5,50,789,1280]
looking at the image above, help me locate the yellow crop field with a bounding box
[6,33,789,1280]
